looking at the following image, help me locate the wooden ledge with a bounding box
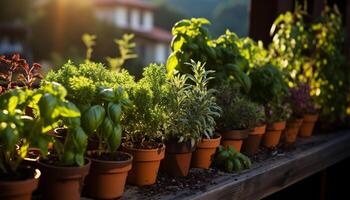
[83,131,350,200]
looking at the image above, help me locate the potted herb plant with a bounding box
[46,61,134,196]
[283,83,310,144]
[249,64,291,148]
[0,88,42,200]
[218,93,264,153]
[241,102,266,156]
[296,84,318,138]
[84,86,133,199]
[121,64,168,186]
[33,82,90,200]
[163,61,220,176]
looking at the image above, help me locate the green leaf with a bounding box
[75,154,85,166]
[59,102,81,118]
[100,117,114,140]
[38,94,59,125]
[81,105,105,134]
[0,126,18,151]
[166,52,179,76]
[108,103,122,124]
[107,124,122,152]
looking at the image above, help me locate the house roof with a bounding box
[93,0,155,11]
[128,27,173,43]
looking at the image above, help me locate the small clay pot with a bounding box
[242,125,266,155]
[191,135,221,169]
[122,143,165,186]
[262,121,286,148]
[282,118,303,144]
[299,114,319,138]
[162,140,196,177]
[221,129,249,152]
[85,151,133,199]
[38,159,91,200]
[0,167,41,200]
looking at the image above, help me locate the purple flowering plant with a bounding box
[287,82,317,118]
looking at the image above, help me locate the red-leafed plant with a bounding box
[0,54,42,94]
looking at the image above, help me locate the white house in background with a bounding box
[92,0,172,65]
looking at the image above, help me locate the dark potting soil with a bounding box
[124,141,164,150]
[134,168,221,199]
[0,167,35,181]
[89,151,131,161]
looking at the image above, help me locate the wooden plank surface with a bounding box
[82,130,350,200]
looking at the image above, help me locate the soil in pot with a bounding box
[161,140,196,177]
[84,151,133,199]
[221,130,249,152]
[262,121,286,148]
[242,125,266,156]
[38,157,91,200]
[0,167,41,200]
[299,114,319,138]
[122,142,165,186]
[282,118,303,144]
[191,135,221,169]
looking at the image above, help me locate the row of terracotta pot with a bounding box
[220,113,319,155]
[11,114,317,200]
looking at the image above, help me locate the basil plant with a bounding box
[0,82,84,174]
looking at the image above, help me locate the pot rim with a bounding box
[38,158,91,171]
[0,168,41,184]
[86,151,133,165]
[122,142,165,152]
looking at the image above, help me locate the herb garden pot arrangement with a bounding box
[191,135,221,169]
[82,87,133,199]
[162,140,196,177]
[164,61,221,175]
[286,83,316,140]
[242,125,266,155]
[249,65,292,149]
[299,113,319,137]
[123,142,165,186]
[283,118,303,144]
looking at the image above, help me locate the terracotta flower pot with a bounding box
[282,118,303,144]
[162,140,196,177]
[191,135,221,169]
[122,143,165,186]
[221,129,249,152]
[0,168,41,200]
[38,159,91,200]
[85,151,133,199]
[262,121,286,148]
[299,114,319,138]
[242,125,266,155]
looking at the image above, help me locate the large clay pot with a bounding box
[85,151,133,199]
[221,129,249,152]
[162,140,196,177]
[283,118,303,144]
[0,167,41,200]
[191,135,221,169]
[262,121,286,148]
[122,143,165,186]
[299,114,319,138]
[38,159,91,200]
[242,125,266,155]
